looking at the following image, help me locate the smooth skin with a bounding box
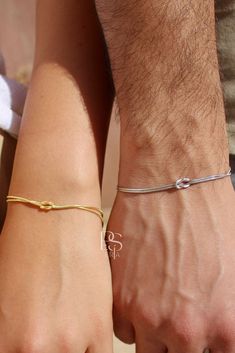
[0,1,114,352]
[95,0,235,352]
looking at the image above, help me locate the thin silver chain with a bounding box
[117,168,232,194]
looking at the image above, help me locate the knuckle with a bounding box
[215,315,235,344]
[169,313,200,345]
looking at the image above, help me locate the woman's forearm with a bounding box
[0,5,113,349]
[7,0,113,205]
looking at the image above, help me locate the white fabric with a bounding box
[0,75,26,139]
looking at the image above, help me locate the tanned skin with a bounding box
[95,1,235,352]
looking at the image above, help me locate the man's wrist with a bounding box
[119,133,230,187]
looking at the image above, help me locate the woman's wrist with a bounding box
[3,175,103,244]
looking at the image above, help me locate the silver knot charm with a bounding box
[175,177,191,190]
[117,167,231,194]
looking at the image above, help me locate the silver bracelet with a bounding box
[117,167,232,194]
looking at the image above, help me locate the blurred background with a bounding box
[0,0,133,352]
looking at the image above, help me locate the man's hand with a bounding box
[108,178,235,352]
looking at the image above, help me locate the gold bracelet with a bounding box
[6,195,104,226]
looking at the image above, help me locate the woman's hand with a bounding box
[0,204,112,353]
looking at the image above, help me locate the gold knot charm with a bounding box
[6,195,104,226]
[39,201,55,210]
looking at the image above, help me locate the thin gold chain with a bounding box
[6,195,104,226]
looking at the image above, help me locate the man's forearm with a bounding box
[98,2,235,350]
[97,0,229,185]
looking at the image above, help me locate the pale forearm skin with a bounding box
[0,3,113,352]
[7,0,113,208]
[9,64,101,203]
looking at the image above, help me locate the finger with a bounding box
[113,306,135,344]
[204,314,235,353]
[154,316,208,353]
